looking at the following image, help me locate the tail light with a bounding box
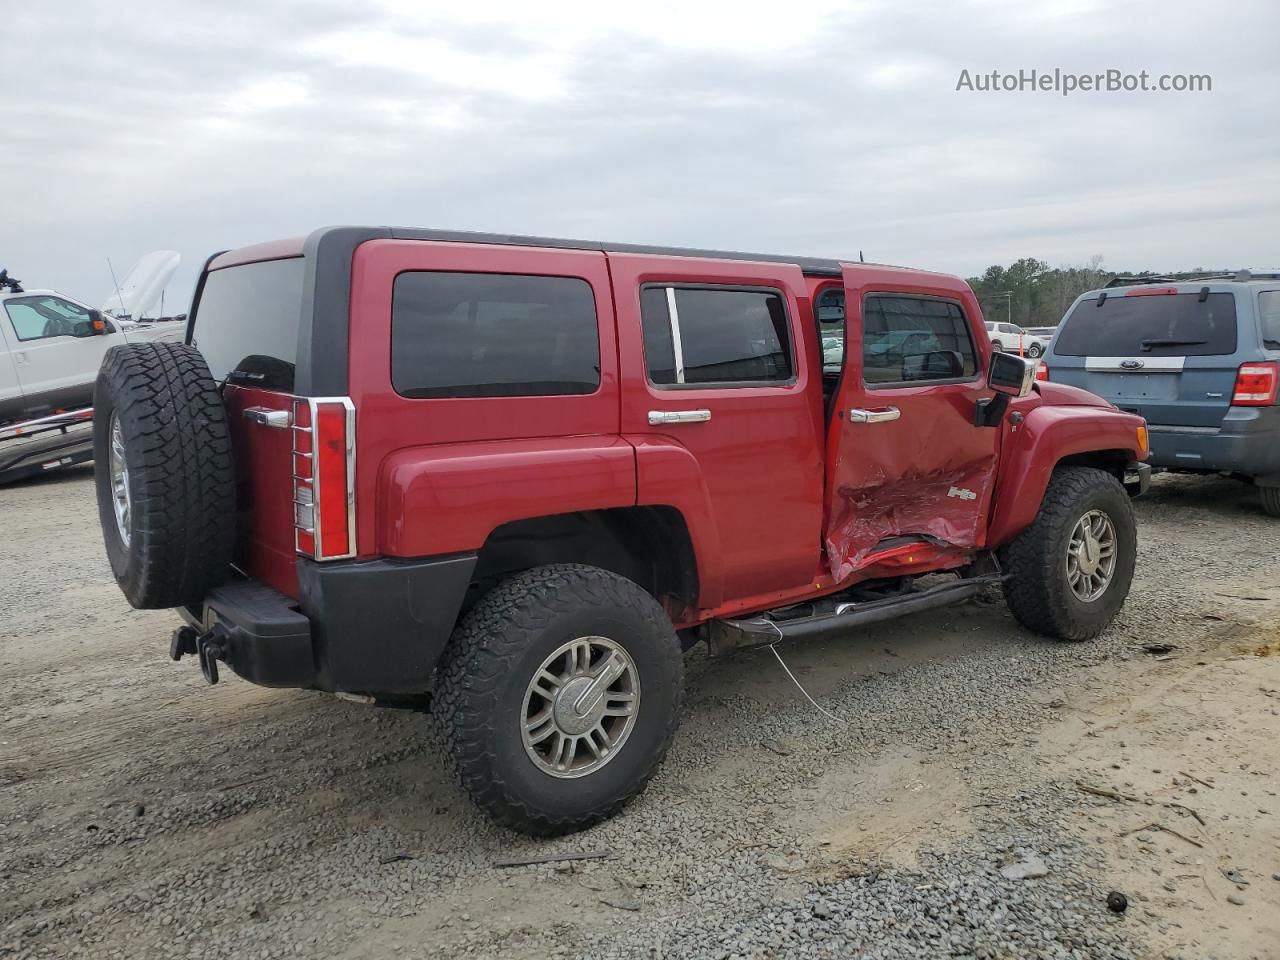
[1231,362,1278,406]
[1035,363,1049,382]
[291,397,356,560]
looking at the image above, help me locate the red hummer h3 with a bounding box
[93,226,1150,835]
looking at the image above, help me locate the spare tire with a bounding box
[93,342,236,609]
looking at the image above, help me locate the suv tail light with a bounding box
[1035,363,1049,382]
[1232,362,1278,406]
[291,397,356,560]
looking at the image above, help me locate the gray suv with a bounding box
[1042,273,1280,515]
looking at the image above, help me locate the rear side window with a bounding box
[392,272,600,398]
[193,258,305,390]
[1259,291,1280,349]
[640,286,792,386]
[862,295,977,385]
[1055,292,1238,357]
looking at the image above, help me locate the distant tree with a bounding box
[968,256,1108,328]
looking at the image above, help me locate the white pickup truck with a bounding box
[1,261,184,483]
[1,282,183,425]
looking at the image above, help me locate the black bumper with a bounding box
[1124,461,1152,496]
[181,554,476,695]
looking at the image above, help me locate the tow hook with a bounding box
[170,623,229,685]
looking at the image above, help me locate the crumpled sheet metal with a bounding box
[825,455,996,584]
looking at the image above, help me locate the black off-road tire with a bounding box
[93,342,236,609]
[991,341,1004,352]
[437,564,683,836]
[1260,485,1280,518]
[1000,466,1136,641]
[1027,343,1043,358]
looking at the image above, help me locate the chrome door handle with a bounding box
[243,406,291,428]
[648,409,712,425]
[848,406,901,424]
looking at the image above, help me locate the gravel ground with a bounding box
[2,466,1278,959]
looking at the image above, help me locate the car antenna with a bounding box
[107,258,127,320]
[859,250,865,263]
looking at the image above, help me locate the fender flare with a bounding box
[986,405,1145,546]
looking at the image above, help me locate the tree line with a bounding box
[965,257,1229,329]
[967,257,1110,329]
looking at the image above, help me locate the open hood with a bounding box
[102,250,180,320]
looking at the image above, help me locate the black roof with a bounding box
[367,225,849,278]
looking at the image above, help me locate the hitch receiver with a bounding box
[170,623,229,685]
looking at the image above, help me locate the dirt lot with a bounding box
[2,466,1278,959]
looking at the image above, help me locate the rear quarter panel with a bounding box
[347,239,622,559]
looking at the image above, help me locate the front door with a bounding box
[824,266,1000,583]
[2,294,115,417]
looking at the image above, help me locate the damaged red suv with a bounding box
[93,226,1150,834]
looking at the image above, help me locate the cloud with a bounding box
[2,0,1277,308]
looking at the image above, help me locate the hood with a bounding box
[102,250,180,320]
[1033,380,1114,408]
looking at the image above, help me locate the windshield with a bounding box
[191,258,305,391]
[1055,292,1237,357]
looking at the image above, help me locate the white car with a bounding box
[1,259,184,426]
[984,321,1048,359]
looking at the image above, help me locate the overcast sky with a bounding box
[3,0,1277,310]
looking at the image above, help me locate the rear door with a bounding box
[610,254,825,606]
[0,314,24,423]
[824,266,999,583]
[1049,287,1240,428]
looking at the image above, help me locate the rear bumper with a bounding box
[180,553,476,694]
[1146,406,1280,479]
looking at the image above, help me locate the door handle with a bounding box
[848,406,901,424]
[243,406,291,428]
[648,409,712,425]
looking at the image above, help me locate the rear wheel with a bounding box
[1001,466,1136,640]
[437,564,683,835]
[1261,485,1280,518]
[991,341,1004,352]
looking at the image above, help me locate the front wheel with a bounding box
[1000,466,1137,640]
[436,564,684,835]
[1026,343,1043,358]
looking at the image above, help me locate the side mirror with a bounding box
[88,309,109,335]
[988,351,1036,397]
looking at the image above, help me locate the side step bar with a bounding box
[710,573,1002,653]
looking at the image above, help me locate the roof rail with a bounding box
[1104,270,1280,288]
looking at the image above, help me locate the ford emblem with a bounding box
[1120,359,1144,370]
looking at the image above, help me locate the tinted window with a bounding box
[816,287,845,370]
[640,286,792,386]
[1259,291,1280,349]
[1055,292,1237,357]
[862,295,977,385]
[4,296,95,341]
[393,272,600,398]
[193,258,305,390]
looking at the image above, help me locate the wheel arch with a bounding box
[466,506,700,623]
[987,405,1145,546]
